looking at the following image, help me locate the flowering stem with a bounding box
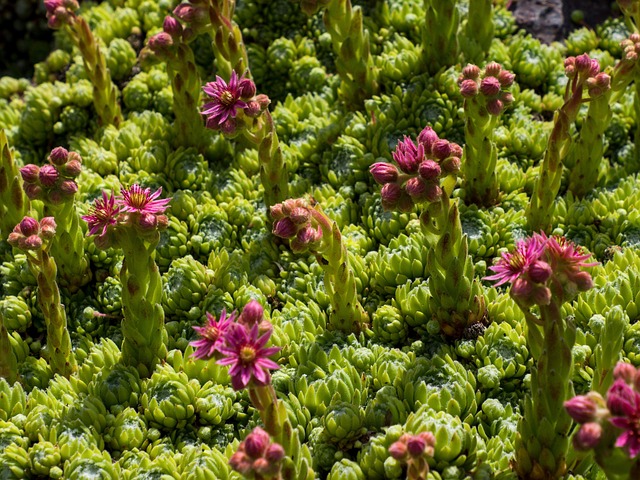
[515,301,575,479]
[464,0,493,63]
[0,311,18,383]
[422,194,486,338]
[66,16,123,126]
[423,0,459,75]
[118,227,168,378]
[0,131,29,238]
[322,0,378,108]
[257,111,290,211]
[206,0,250,78]
[249,385,287,444]
[31,249,77,378]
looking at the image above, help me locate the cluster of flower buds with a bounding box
[229,427,286,479]
[20,147,81,204]
[190,301,280,391]
[171,2,211,42]
[7,217,56,252]
[82,184,170,248]
[458,62,515,115]
[146,17,185,58]
[270,198,323,253]
[44,0,79,29]
[485,233,597,308]
[564,53,610,98]
[201,71,270,135]
[388,431,436,480]
[612,34,640,92]
[370,126,462,212]
[565,362,640,459]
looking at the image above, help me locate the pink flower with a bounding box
[119,184,170,215]
[607,379,640,457]
[392,136,423,174]
[190,309,236,360]
[82,191,121,237]
[484,234,547,286]
[202,71,254,130]
[217,323,280,391]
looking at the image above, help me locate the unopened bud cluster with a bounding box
[458,62,515,115]
[20,147,81,204]
[270,198,322,253]
[370,126,461,212]
[229,427,285,479]
[388,431,436,479]
[565,362,640,458]
[8,217,56,252]
[44,0,79,29]
[564,53,610,97]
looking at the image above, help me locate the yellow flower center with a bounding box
[240,346,256,364]
[203,326,220,342]
[220,91,235,107]
[129,191,147,208]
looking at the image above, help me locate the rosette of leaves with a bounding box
[161,255,213,320]
[342,344,377,374]
[105,406,148,451]
[89,363,141,414]
[507,33,559,89]
[166,189,202,224]
[394,279,432,330]
[208,248,249,294]
[1,254,37,296]
[0,419,27,452]
[211,167,259,204]
[165,147,211,191]
[370,231,428,295]
[372,303,408,346]
[54,105,90,135]
[140,363,199,430]
[29,439,62,477]
[328,458,366,480]
[458,205,502,260]
[93,276,122,315]
[69,137,118,176]
[76,338,122,387]
[311,184,360,231]
[154,216,189,273]
[364,385,409,431]
[178,444,234,480]
[125,138,170,174]
[357,424,404,480]
[61,394,109,435]
[476,395,520,446]
[48,419,104,461]
[270,299,327,349]
[375,33,422,90]
[322,401,367,447]
[492,6,517,39]
[105,37,137,81]
[189,204,238,259]
[320,134,373,190]
[0,443,30,480]
[24,403,57,443]
[0,77,30,99]
[289,56,328,95]
[597,17,630,57]
[360,193,416,246]
[0,379,26,421]
[194,381,237,427]
[564,27,599,56]
[396,354,479,423]
[122,450,179,479]
[341,224,376,256]
[64,448,121,479]
[370,348,414,391]
[17,82,67,146]
[280,393,313,440]
[19,357,54,392]
[0,295,31,332]
[277,255,330,309]
[403,405,486,472]
[123,73,154,111]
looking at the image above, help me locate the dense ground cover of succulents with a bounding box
[5,0,640,478]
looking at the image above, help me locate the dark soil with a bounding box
[512,0,615,44]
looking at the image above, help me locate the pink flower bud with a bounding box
[252,458,271,475]
[19,217,39,237]
[418,126,439,153]
[40,217,56,238]
[156,215,169,230]
[480,76,501,97]
[7,232,22,247]
[589,59,600,77]
[418,159,441,180]
[20,164,40,183]
[148,32,174,54]
[49,146,68,165]
[564,395,599,423]
[498,70,516,88]
[62,159,82,177]
[484,62,502,77]
[459,79,478,98]
[229,451,252,475]
[265,443,285,463]
[461,64,481,80]
[370,162,399,184]
[38,164,59,186]
[273,218,297,239]
[441,156,461,175]
[59,179,78,196]
[23,235,43,250]
[564,57,576,77]
[528,260,552,283]
[297,225,322,245]
[173,3,207,24]
[254,94,271,110]
[163,15,183,37]
[48,190,64,205]
[243,101,262,118]
[424,182,443,203]
[405,177,428,201]
[380,182,402,210]
[432,140,451,160]
[393,137,422,174]
[240,300,264,327]
[407,435,427,456]
[614,362,637,383]
[449,143,463,158]
[388,440,408,460]
[532,284,552,306]
[575,54,592,74]
[238,77,257,98]
[289,207,310,225]
[138,213,158,230]
[573,422,602,450]
[219,118,238,136]
[486,99,504,116]
[244,427,270,458]
[270,204,284,220]
[23,184,43,200]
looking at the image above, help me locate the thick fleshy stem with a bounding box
[0,130,29,239]
[617,0,640,36]
[7,217,77,377]
[0,311,18,383]
[567,73,612,198]
[423,0,459,75]
[118,226,168,378]
[458,63,515,206]
[321,0,378,108]
[257,111,290,210]
[271,199,369,334]
[463,0,494,64]
[46,0,122,126]
[591,306,627,396]
[526,54,601,232]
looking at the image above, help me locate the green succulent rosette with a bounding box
[372,303,408,346]
[357,424,404,479]
[0,443,30,480]
[370,232,429,295]
[178,444,234,480]
[322,401,366,447]
[161,255,213,320]
[0,379,26,421]
[327,459,366,480]
[63,448,121,479]
[364,385,409,431]
[89,363,141,414]
[195,381,238,426]
[29,439,63,477]
[105,406,148,451]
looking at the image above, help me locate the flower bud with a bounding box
[461,64,481,80]
[238,78,257,98]
[39,164,59,187]
[254,94,271,110]
[441,156,461,175]
[273,218,297,239]
[148,32,174,55]
[407,435,427,456]
[432,140,451,160]
[573,422,602,450]
[418,126,439,153]
[23,235,43,250]
[62,159,82,177]
[380,182,402,210]
[163,15,183,38]
[59,179,78,196]
[297,225,322,245]
[564,395,599,423]
[424,182,442,203]
[241,300,264,328]
[220,118,238,136]
[243,101,262,118]
[614,362,637,383]
[23,184,43,200]
[244,428,270,458]
[484,62,502,77]
[498,70,516,87]
[388,440,408,460]
[480,76,501,97]
[138,213,158,230]
[528,260,552,283]
[40,217,57,238]
[265,443,285,463]
[418,159,441,180]
[19,217,40,237]
[252,458,271,475]
[370,162,399,184]
[49,146,68,165]
[20,164,40,183]
[229,451,252,475]
[575,54,592,74]
[173,3,207,24]
[289,207,310,225]
[393,137,422,174]
[405,177,428,201]
[459,79,478,97]
[270,204,284,220]
[486,99,504,116]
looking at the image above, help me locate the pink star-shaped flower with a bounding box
[190,309,236,360]
[82,191,121,237]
